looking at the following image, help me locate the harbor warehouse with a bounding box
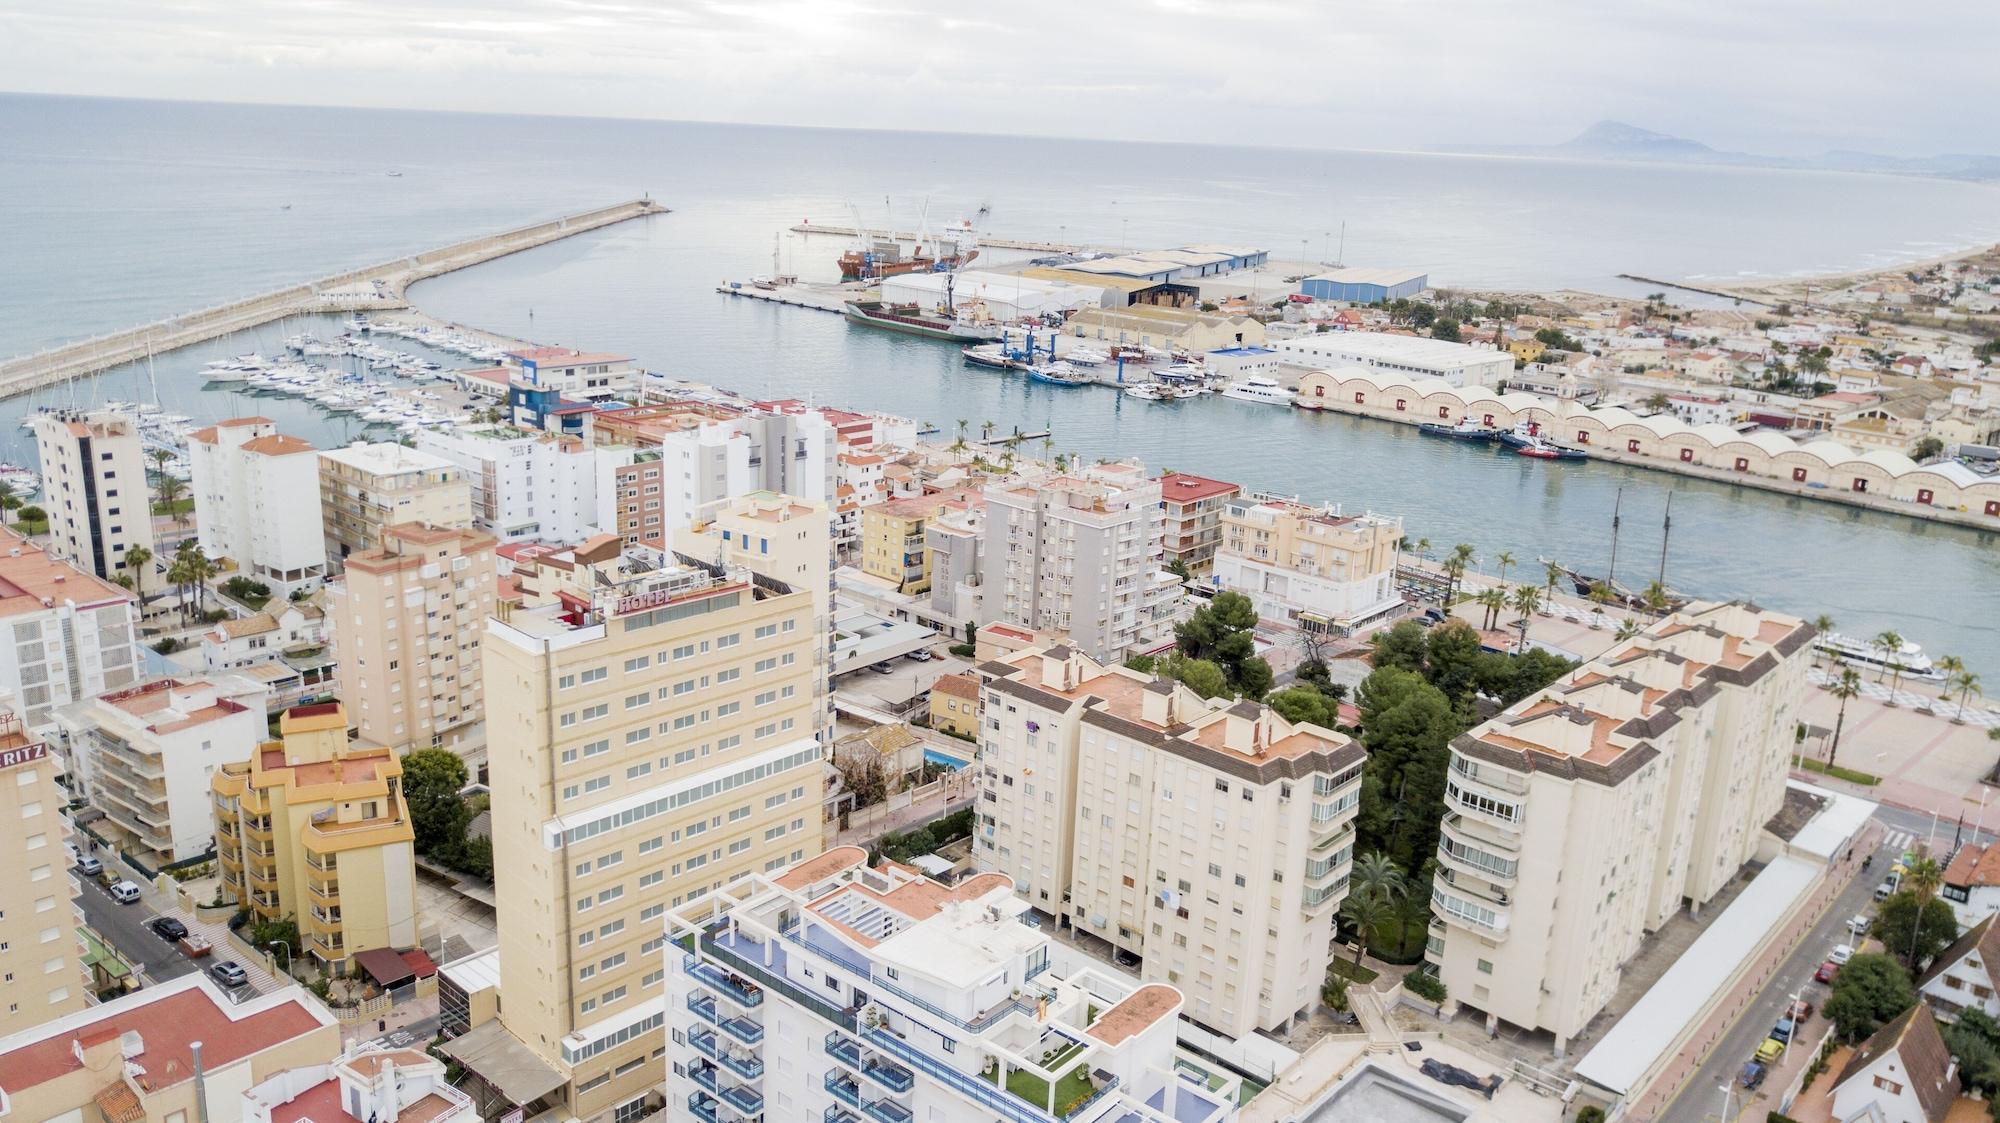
[1274,332,1514,389]
[1300,266,1430,304]
[877,270,1093,322]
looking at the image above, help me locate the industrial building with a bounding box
[877,269,1094,322]
[1299,266,1429,304]
[1273,332,1515,389]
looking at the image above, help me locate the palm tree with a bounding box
[1414,537,1431,561]
[165,553,195,621]
[1904,853,1943,903]
[1544,560,1565,603]
[955,419,968,441]
[1826,669,1862,772]
[979,420,995,442]
[123,544,153,605]
[1641,581,1670,615]
[1350,852,1407,906]
[1874,630,1904,684]
[1812,615,1836,667]
[1949,670,1982,724]
[1441,556,1466,604]
[172,541,217,621]
[1494,551,1516,586]
[1616,617,1645,641]
[1338,889,1394,968]
[1510,584,1542,644]
[1475,587,1507,631]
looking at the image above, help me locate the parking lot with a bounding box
[833,644,975,713]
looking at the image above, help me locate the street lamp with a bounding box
[268,940,293,977]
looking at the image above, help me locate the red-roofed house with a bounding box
[244,1045,476,1123]
[1157,472,1241,575]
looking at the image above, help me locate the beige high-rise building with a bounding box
[977,644,1365,1037]
[0,705,84,1037]
[1427,601,1814,1054]
[211,702,421,972]
[474,533,827,1123]
[1213,495,1403,634]
[30,409,155,582]
[318,442,472,564]
[330,523,497,756]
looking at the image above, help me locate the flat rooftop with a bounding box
[0,527,130,618]
[1273,332,1508,367]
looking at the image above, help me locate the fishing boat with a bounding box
[1515,437,1587,461]
[1220,376,1294,405]
[845,300,1003,342]
[1028,362,1092,387]
[1814,632,1943,681]
[1419,418,1499,442]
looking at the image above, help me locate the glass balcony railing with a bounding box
[689,1093,721,1123]
[825,1032,914,1094]
[719,1014,765,1046]
[690,1028,722,1061]
[858,1026,1117,1123]
[691,1064,719,1094]
[717,1049,763,1081]
[687,992,720,1025]
[685,957,764,1008]
[825,1107,864,1123]
[719,1083,763,1115]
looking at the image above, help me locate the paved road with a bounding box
[1657,806,1991,1123]
[75,866,202,987]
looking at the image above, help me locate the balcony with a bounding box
[858,1026,1114,1123]
[1443,781,1522,834]
[689,1093,721,1123]
[690,1028,722,1061]
[1431,886,1508,937]
[306,880,341,907]
[825,1108,864,1123]
[1449,755,1530,796]
[719,1013,765,1046]
[716,1049,764,1082]
[718,1082,763,1115]
[1438,833,1518,886]
[825,1032,915,1094]
[687,992,720,1025]
[691,1063,719,1094]
[685,957,764,1008]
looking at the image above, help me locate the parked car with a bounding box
[869,662,895,674]
[1422,607,1449,624]
[150,917,189,942]
[1815,960,1840,984]
[75,856,104,877]
[208,960,249,989]
[1740,1061,1767,1090]
[109,880,142,904]
[1773,1016,1797,1043]
[1875,878,1898,901]
[1754,1038,1786,1064]
[1847,914,1871,938]
[905,649,934,662]
[1786,998,1816,1022]
[1830,944,1855,965]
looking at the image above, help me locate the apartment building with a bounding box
[211,702,421,971]
[474,535,827,1123]
[1157,473,1240,576]
[187,416,328,595]
[862,489,979,595]
[978,645,1365,1036]
[1213,496,1402,634]
[329,522,497,755]
[924,501,985,625]
[504,347,641,429]
[55,675,267,862]
[417,423,638,543]
[1427,601,1814,1054]
[0,975,341,1120]
[29,408,154,582]
[982,464,1179,664]
[0,527,141,729]
[587,402,836,539]
[666,846,1236,1123]
[243,1044,479,1123]
[0,707,84,1037]
[318,442,472,564]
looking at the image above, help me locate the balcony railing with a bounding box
[719,1014,764,1046]
[716,1049,763,1081]
[684,956,765,1008]
[690,1028,721,1061]
[858,1027,1115,1123]
[691,941,854,1032]
[826,1032,915,1094]
[718,1082,763,1114]
[687,992,720,1025]
[688,1093,721,1123]
[825,1107,864,1123]
[691,1064,719,1094]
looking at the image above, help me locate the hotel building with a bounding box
[665,846,1237,1123]
[471,532,827,1122]
[1427,601,1814,1054]
[0,527,141,730]
[978,645,1366,1036]
[211,702,422,972]
[0,705,84,1037]
[1212,496,1402,634]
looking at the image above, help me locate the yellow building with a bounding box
[929,670,981,738]
[467,534,828,1123]
[211,702,421,972]
[0,709,83,1036]
[861,489,977,594]
[1506,338,1546,364]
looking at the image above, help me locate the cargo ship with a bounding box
[843,300,1003,342]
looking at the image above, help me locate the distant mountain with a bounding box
[1445,120,2000,182]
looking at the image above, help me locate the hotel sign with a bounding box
[0,741,49,772]
[614,588,684,617]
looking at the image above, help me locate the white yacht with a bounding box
[1815,632,1942,681]
[1064,347,1109,367]
[1220,376,1294,405]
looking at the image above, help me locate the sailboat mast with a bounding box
[1606,487,1623,590]
[1658,493,1673,587]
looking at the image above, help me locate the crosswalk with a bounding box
[1881,829,1918,854]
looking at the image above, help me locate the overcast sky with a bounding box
[5,1,1996,156]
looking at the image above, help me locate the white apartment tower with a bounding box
[1428,601,1815,1054]
[30,409,155,582]
[188,417,328,595]
[981,463,1179,664]
[666,846,1240,1123]
[416,424,637,544]
[0,528,141,730]
[977,645,1366,1037]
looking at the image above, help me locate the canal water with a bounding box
[4,95,1998,670]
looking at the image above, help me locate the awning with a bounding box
[401,948,439,979]
[437,1020,568,1107]
[354,947,416,988]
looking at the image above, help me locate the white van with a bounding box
[109,880,142,904]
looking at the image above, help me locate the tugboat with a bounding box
[1515,436,1587,461]
[1419,417,1499,442]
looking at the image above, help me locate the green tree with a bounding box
[1350,852,1407,907]
[1235,656,1274,701]
[1827,669,1863,771]
[1543,560,1565,602]
[1157,654,1231,700]
[1354,667,1460,869]
[15,505,46,535]
[1338,889,1393,967]
[1175,591,1265,694]
[1431,317,1461,342]
[1913,436,1945,461]
[1874,630,1905,685]
[1823,952,1915,1042]
[1874,891,1958,973]
[1944,1009,2000,1095]
[1509,584,1542,644]
[1268,686,1341,727]
[123,544,153,603]
[402,748,472,856]
[1369,620,1430,675]
[1422,620,1484,715]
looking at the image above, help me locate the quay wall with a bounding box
[0,197,667,399]
[1291,367,2000,532]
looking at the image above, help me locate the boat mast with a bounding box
[1606,487,1623,591]
[1657,493,1673,588]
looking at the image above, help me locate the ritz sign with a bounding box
[0,741,48,772]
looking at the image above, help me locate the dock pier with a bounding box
[1616,274,1773,308]
[787,224,1088,255]
[0,197,669,400]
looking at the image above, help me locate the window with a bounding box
[559,673,577,690]
[1873,1077,1903,1095]
[579,667,608,684]
[716,633,740,649]
[581,703,609,722]
[625,692,649,710]
[624,656,650,673]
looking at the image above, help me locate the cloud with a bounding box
[1,0,1994,155]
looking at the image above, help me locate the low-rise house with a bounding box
[929,671,980,739]
[242,1044,478,1123]
[833,722,927,792]
[1829,1004,1958,1123]
[1918,914,2000,1022]
[202,601,328,672]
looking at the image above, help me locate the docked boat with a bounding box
[1515,437,1587,461]
[843,300,1002,342]
[1419,418,1499,442]
[960,345,1018,371]
[1064,347,1110,367]
[1123,382,1187,401]
[0,464,39,495]
[1028,362,1092,387]
[1815,632,1942,681]
[1221,376,1294,405]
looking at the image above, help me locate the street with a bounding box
[1656,805,1990,1123]
[75,868,202,987]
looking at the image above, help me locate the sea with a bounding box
[4,93,2000,673]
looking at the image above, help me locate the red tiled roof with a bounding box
[1158,473,1239,503]
[0,986,324,1094]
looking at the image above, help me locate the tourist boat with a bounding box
[1220,376,1294,405]
[1419,418,1499,442]
[1515,437,1587,461]
[1027,362,1092,387]
[842,300,1003,342]
[1815,632,1943,681]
